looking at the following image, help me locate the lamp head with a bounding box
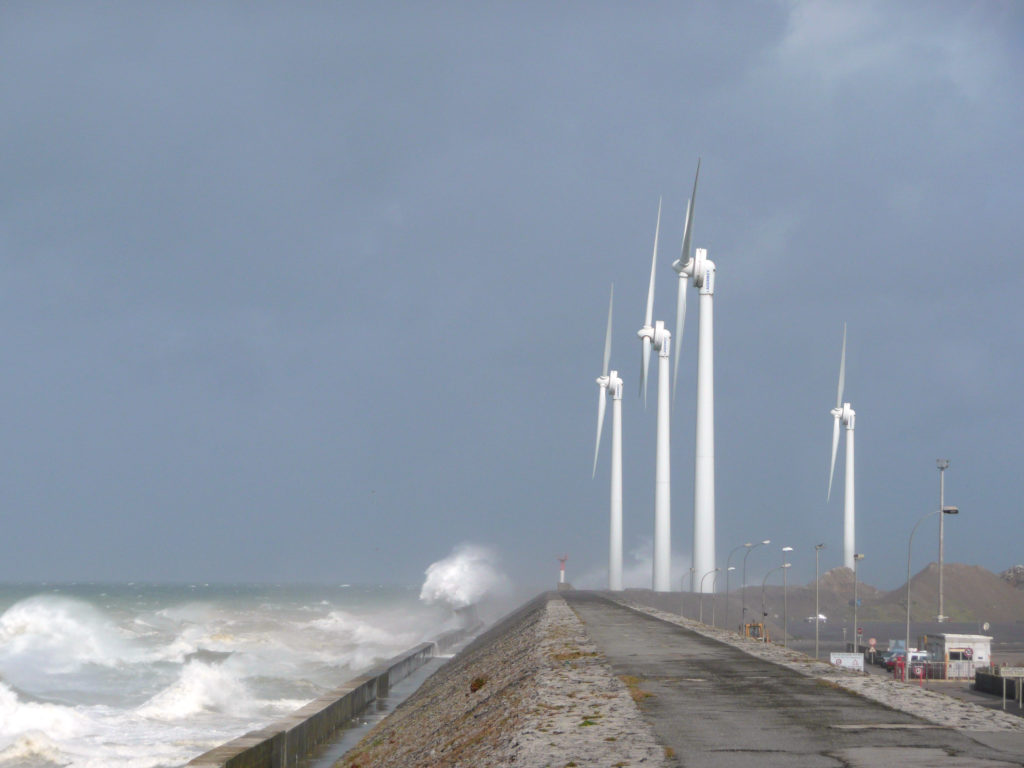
[761,539,771,545]
[782,546,794,553]
[937,459,950,470]
[942,505,959,515]
[853,553,865,561]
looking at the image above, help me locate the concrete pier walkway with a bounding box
[564,592,1024,767]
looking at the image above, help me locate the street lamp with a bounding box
[906,506,959,664]
[814,543,825,659]
[937,459,950,622]
[781,546,794,649]
[742,539,771,628]
[699,568,720,624]
[760,563,791,641]
[724,543,749,631]
[722,566,735,629]
[852,553,865,652]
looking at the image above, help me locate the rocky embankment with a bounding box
[336,594,666,768]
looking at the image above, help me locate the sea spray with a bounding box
[419,544,510,611]
[575,537,693,590]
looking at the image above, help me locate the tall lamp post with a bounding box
[852,553,865,652]
[725,543,748,631]
[781,546,794,648]
[699,568,719,624]
[712,569,726,627]
[742,539,771,628]
[937,459,950,622]
[814,543,825,659]
[906,506,959,660]
[722,566,735,628]
[760,563,791,640]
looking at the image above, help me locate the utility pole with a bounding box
[937,459,950,622]
[815,543,825,659]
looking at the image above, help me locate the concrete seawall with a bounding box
[186,625,475,768]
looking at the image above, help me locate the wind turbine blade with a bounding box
[672,273,687,402]
[593,388,607,478]
[602,285,613,377]
[679,159,700,266]
[827,415,841,500]
[836,322,847,409]
[644,198,661,328]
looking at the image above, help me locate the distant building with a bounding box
[924,633,992,679]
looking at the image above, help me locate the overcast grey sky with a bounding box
[1,1,1021,590]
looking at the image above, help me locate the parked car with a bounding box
[882,650,930,671]
[804,614,827,624]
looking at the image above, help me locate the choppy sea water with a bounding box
[0,582,465,768]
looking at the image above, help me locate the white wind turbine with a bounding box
[593,284,623,591]
[827,323,856,569]
[670,159,717,592]
[637,199,673,592]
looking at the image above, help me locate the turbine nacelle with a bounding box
[596,371,623,398]
[638,321,670,349]
[831,403,855,426]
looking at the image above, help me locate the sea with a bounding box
[0,546,511,768]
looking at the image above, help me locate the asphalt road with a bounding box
[564,592,1024,768]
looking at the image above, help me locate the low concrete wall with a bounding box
[975,670,1021,699]
[187,625,479,768]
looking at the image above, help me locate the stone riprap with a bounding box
[336,594,666,767]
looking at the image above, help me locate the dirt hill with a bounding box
[752,563,1024,624]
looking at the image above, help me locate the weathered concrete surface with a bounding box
[565,591,1024,767]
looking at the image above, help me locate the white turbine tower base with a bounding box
[671,160,716,592]
[653,321,672,592]
[609,371,623,591]
[827,323,856,570]
[593,284,623,591]
[638,200,673,592]
[693,255,716,588]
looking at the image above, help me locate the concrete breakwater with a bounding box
[186,624,478,768]
[335,593,666,767]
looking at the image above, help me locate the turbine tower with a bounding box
[593,284,623,591]
[827,323,856,569]
[671,160,716,592]
[637,199,673,592]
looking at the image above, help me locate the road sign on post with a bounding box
[829,652,864,672]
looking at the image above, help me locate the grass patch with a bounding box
[619,674,654,702]
[469,675,488,693]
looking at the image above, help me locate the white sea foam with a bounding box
[419,544,509,609]
[0,681,89,740]
[0,584,452,768]
[0,730,69,766]
[0,596,134,673]
[136,660,254,721]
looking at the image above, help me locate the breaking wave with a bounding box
[419,544,509,609]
